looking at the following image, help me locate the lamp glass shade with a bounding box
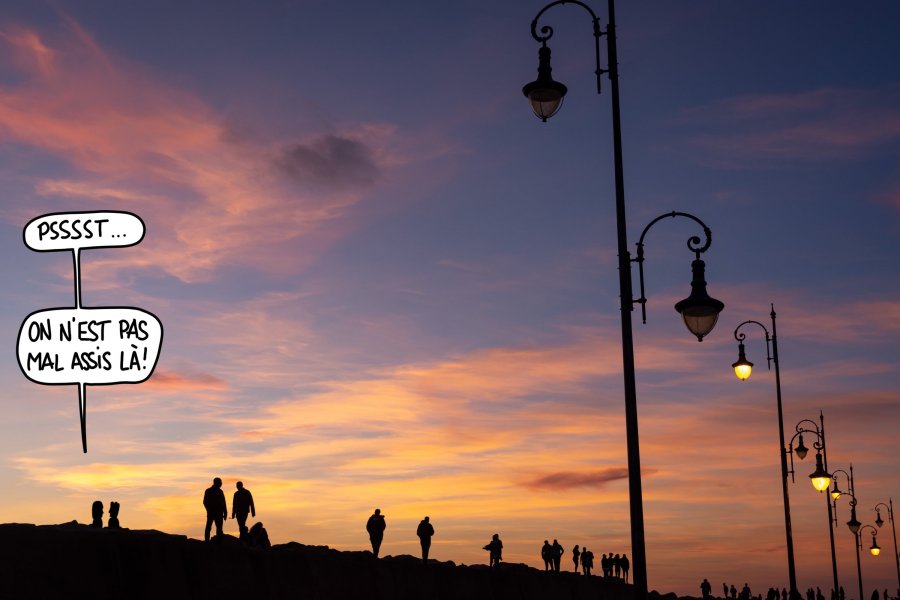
[830,484,842,501]
[675,259,724,341]
[870,540,881,556]
[876,512,884,528]
[522,45,567,122]
[732,343,753,380]
[794,435,809,460]
[848,516,862,534]
[809,454,831,492]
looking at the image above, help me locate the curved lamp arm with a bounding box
[530,0,606,94]
[632,211,714,325]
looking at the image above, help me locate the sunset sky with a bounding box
[1,1,899,596]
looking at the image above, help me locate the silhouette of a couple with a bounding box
[203,477,258,542]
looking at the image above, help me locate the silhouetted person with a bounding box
[808,589,816,600]
[839,588,845,600]
[725,584,730,600]
[702,579,713,600]
[541,540,552,571]
[416,516,434,564]
[782,588,788,600]
[247,522,270,549]
[91,500,103,528]
[602,553,611,578]
[483,534,502,568]
[231,481,256,537]
[203,477,227,542]
[873,591,881,600]
[613,553,622,578]
[817,588,825,600]
[621,553,630,583]
[583,548,594,576]
[107,501,120,529]
[552,539,564,573]
[366,508,386,557]
[572,545,580,573]
[731,584,738,599]
[742,583,752,600]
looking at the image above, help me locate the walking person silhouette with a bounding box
[203,477,227,542]
[231,481,255,538]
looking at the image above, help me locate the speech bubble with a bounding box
[23,211,145,253]
[17,307,163,386]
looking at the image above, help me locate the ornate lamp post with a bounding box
[833,466,866,600]
[522,3,726,597]
[874,500,900,592]
[787,413,839,595]
[731,304,799,599]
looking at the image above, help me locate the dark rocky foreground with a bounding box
[0,522,687,600]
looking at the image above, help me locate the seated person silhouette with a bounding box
[248,522,271,549]
[108,501,121,529]
[91,500,103,528]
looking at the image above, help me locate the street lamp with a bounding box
[874,500,900,591]
[731,305,799,599]
[833,466,866,600]
[787,414,839,595]
[522,3,725,598]
[860,525,881,557]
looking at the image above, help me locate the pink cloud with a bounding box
[0,19,406,284]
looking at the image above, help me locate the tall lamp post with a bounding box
[874,500,900,593]
[731,304,799,600]
[522,2,726,597]
[787,413,839,596]
[833,466,866,600]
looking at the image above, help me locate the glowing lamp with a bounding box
[732,342,753,380]
[523,45,567,122]
[870,538,881,556]
[808,453,831,492]
[830,482,843,501]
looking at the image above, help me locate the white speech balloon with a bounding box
[17,307,163,386]
[23,211,145,253]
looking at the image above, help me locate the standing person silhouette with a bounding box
[366,508,386,557]
[541,540,552,571]
[231,481,256,538]
[416,516,434,564]
[621,553,630,583]
[551,539,564,573]
[484,533,503,568]
[203,477,227,542]
[572,545,581,573]
[701,578,713,599]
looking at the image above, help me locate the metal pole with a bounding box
[821,412,840,596]
[852,466,864,600]
[606,1,648,598]
[891,499,900,595]
[771,306,799,599]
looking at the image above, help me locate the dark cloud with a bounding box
[522,468,630,490]
[276,134,379,188]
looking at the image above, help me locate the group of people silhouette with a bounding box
[202,477,269,548]
[700,581,900,600]
[572,546,629,580]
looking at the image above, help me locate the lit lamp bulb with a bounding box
[809,453,832,492]
[870,538,881,556]
[732,342,753,380]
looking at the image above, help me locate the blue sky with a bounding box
[0,1,899,595]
